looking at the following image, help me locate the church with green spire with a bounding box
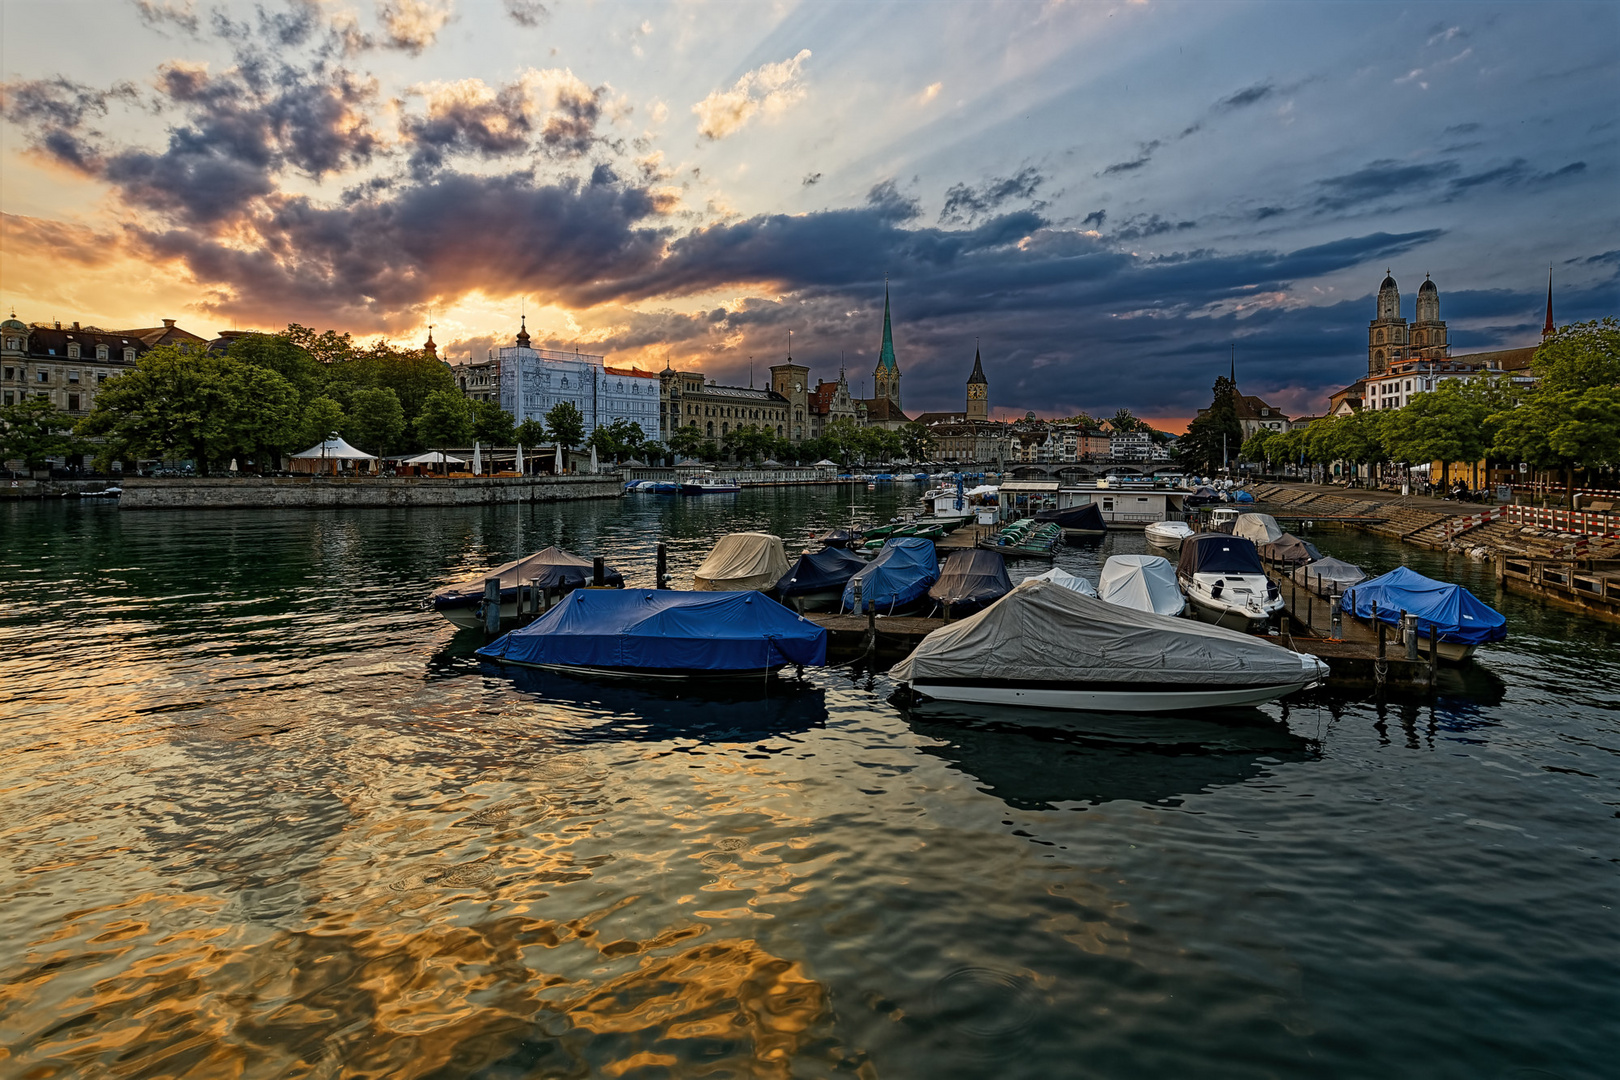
[861,284,913,430]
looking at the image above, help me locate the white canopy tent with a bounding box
[400,450,466,465]
[290,436,378,474]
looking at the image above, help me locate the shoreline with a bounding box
[114,474,625,511]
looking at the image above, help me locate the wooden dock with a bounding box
[1265,564,1437,690]
[805,612,948,661]
[1496,553,1620,621]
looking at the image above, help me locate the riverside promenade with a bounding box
[117,474,623,511]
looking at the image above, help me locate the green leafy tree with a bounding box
[700,439,719,462]
[1489,319,1620,503]
[227,332,324,404]
[514,418,547,446]
[470,400,517,444]
[1240,428,1275,466]
[639,440,668,464]
[1111,408,1148,434]
[899,422,933,461]
[346,386,405,457]
[545,401,586,449]
[284,323,357,365]
[414,390,473,449]
[0,398,80,469]
[77,346,299,471]
[587,418,647,461]
[821,417,861,464]
[300,396,347,450]
[1383,379,1494,491]
[668,424,704,460]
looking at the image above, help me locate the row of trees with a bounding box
[1239,319,1620,499]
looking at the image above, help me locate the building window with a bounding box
[37,371,48,383]
[2,367,11,380]
[67,344,80,359]
[1405,381,1411,392]
[5,338,17,350]
[67,393,80,411]
[96,345,108,360]
[2,391,11,405]
[99,372,109,383]
[68,370,80,383]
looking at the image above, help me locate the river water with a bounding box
[0,487,1614,1080]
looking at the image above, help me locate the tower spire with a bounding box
[1543,268,1555,339]
[1230,343,1236,385]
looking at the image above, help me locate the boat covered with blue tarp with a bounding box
[1342,566,1506,660]
[777,548,868,611]
[842,537,940,614]
[477,589,826,678]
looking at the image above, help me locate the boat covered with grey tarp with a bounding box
[890,578,1327,713]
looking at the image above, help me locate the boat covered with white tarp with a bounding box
[429,547,624,629]
[1233,513,1284,545]
[1291,556,1366,596]
[1028,566,1098,597]
[693,533,790,592]
[1097,554,1185,617]
[890,579,1327,713]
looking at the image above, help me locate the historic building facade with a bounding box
[1,315,206,416]
[809,369,863,438]
[494,320,660,441]
[658,367,791,445]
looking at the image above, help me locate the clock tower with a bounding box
[769,353,810,443]
[965,345,988,421]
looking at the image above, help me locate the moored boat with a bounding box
[1029,566,1098,597]
[776,548,868,612]
[680,475,742,494]
[1292,556,1366,596]
[476,589,826,680]
[1233,513,1283,545]
[693,533,790,592]
[1033,502,1108,540]
[1341,566,1506,662]
[890,579,1327,712]
[1260,533,1322,566]
[927,549,1012,617]
[1144,520,1194,552]
[429,546,625,629]
[1097,554,1186,617]
[1176,534,1284,634]
[842,537,940,614]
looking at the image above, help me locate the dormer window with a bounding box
[123,348,135,362]
[67,344,80,359]
[96,345,108,360]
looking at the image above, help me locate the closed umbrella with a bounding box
[589,445,598,474]
[229,458,238,473]
[473,442,482,475]
[554,444,563,474]
[515,443,524,475]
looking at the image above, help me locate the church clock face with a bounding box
[969,385,985,398]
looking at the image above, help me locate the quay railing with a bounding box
[1502,505,1620,539]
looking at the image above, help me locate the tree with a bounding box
[1490,319,1620,504]
[822,417,861,464]
[77,346,299,471]
[514,418,547,446]
[1111,408,1147,434]
[414,390,473,448]
[227,332,323,404]
[545,402,585,449]
[284,323,357,365]
[899,422,933,461]
[639,440,668,464]
[1177,376,1242,475]
[667,423,704,460]
[470,400,516,444]
[0,398,79,469]
[300,396,347,450]
[1383,379,1493,491]
[1240,428,1275,467]
[589,418,646,461]
[346,386,405,457]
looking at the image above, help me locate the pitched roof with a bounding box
[1451,345,1538,372]
[858,397,912,422]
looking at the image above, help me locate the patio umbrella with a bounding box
[589,445,598,473]
[554,444,563,473]
[229,458,238,473]
[515,443,524,474]
[473,442,482,475]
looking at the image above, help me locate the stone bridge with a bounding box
[976,461,1159,481]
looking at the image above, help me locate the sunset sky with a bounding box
[2,0,1616,428]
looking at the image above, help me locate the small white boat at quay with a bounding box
[890,579,1327,713]
[1144,520,1194,551]
[1177,534,1284,634]
[1233,513,1284,545]
[1097,555,1185,617]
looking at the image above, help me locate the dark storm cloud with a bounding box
[540,79,603,155]
[1216,81,1274,111]
[1101,141,1160,176]
[504,0,549,27]
[938,167,1045,225]
[865,179,922,223]
[1080,209,1106,230]
[1112,214,1197,242]
[0,77,138,130]
[1447,158,1588,195]
[133,0,200,35]
[1253,206,1287,220]
[401,76,546,174]
[138,170,670,327]
[1443,122,1481,135]
[1313,158,1461,211]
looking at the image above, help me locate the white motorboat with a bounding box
[1176,534,1284,634]
[680,475,741,494]
[1206,507,1242,533]
[890,579,1327,713]
[1097,555,1185,617]
[1144,520,1194,551]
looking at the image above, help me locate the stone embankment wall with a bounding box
[119,475,623,510]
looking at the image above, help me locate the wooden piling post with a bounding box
[1428,623,1440,682]
[655,543,667,589]
[593,556,605,587]
[483,577,501,636]
[1404,610,1418,660]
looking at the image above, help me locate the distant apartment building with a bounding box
[1,315,206,416]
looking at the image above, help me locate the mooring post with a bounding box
[1330,588,1342,639]
[851,578,862,617]
[1428,623,1440,681]
[1404,611,1418,660]
[1306,590,1313,632]
[943,600,953,623]
[655,543,667,589]
[593,556,605,587]
[483,577,501,636]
